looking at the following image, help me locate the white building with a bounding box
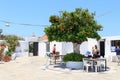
[100,36,120,61]
[15,40,29,57]
[14,35,120,62]
[38,35,98,57]
[13,36,39,58]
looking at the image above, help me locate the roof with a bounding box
[39,35,48,42]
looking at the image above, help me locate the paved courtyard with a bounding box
[0,56,120,80]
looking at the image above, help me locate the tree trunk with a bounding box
[73,43,80,53]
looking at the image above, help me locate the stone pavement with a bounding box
[0,56,120,80]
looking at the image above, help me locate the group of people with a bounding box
[52,43,120,65]
[86,45,120,65]
[86,45,100,58]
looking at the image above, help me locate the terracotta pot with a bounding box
[3,56,11,62]
[0,54,3,60]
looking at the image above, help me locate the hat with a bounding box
[86,51,91,55]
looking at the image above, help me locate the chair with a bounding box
[94,60,102,72]
[46,52,61,64]
[83,58,93,72]
[94,59,106,72]
[54,52,60,60]
[99,59,106,71]
[46,52,53,65]
[53,52,61,64]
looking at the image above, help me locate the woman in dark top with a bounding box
[92,45,100,58]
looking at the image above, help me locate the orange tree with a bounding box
[44,8,102,53]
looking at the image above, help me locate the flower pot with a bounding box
[0,54,3,60]
[66,61,83,69]
[3,56,11,62]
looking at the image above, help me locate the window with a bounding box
[111,40,120,52]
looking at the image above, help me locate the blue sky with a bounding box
[0,0,120,38]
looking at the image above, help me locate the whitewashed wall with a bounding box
[80,38,98,55]
[104,39,111,58]
[15,41,29,57]
[38,38,98,57]
[50,41,62,55]
[62,42,73,55]
[38,42,46,57]
[80,41,88,54]
[103,36,120,59]
[38,41,73,56]
[88,38,98,54]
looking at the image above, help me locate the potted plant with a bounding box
[4,35,21,56]
[3,48,12,62]
[0,41,7,60]
[3,55,11,62]
[63,52,86,69]
[0,48,4,61]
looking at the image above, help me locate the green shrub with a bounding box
[63,52,86,62]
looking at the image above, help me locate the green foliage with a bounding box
[63,52,86,62]
[29,42,33,53]
[5,50,12,56]
[44,8,102,44]
[0,41,7,54]
[0,48,4,54]
[4,35,23,55]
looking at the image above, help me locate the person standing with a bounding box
[52,44,56,54]
[115,46,120,65]
[52,44,56,61]
[92,45,100,58]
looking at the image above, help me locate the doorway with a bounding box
[33,42,38,56]
[29,42,38,56]
[100,41,105,57]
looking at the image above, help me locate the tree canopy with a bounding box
[44,8,102,44]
